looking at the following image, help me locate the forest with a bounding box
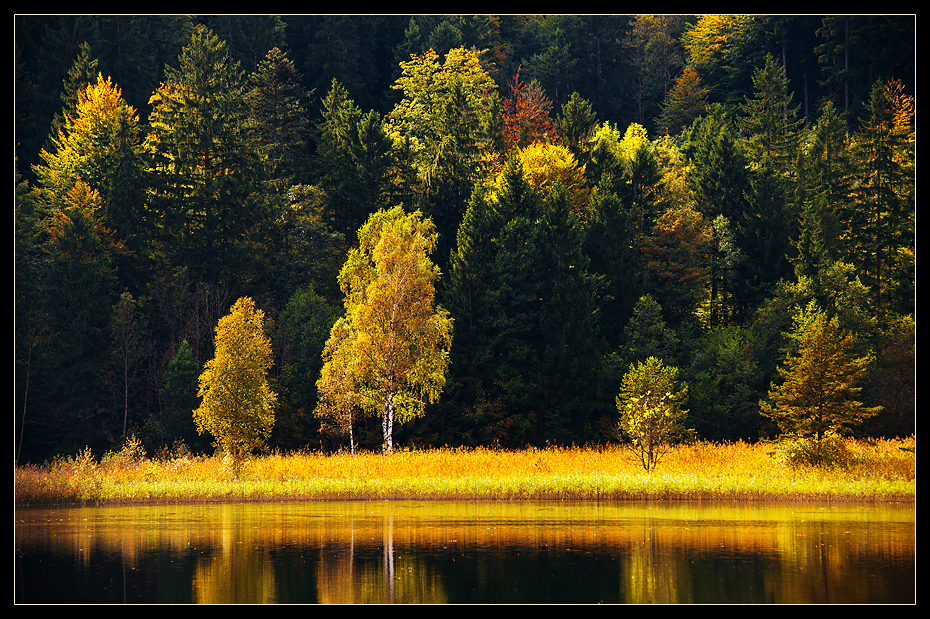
[14,15,915,465]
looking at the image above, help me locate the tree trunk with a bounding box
[383,391,394,452]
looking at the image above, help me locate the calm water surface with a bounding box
[15,500,915,604]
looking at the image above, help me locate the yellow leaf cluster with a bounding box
[194,297,276,467]
[316,207,453,448]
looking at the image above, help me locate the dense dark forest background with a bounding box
[15,15,915,464]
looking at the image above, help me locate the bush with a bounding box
[773,431,852,468]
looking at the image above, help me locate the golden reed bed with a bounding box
[15,438,915,506]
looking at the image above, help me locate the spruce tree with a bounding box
[144,25,262,284]
[247,47,313,195]
[760,302,881,442]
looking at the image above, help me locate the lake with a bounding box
[15,500,915,604]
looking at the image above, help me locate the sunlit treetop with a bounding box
[682,15,752,77]
[385,47,498,151]
[36,73,140,205]
[492,142,590,218]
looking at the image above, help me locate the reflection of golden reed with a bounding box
[15,500,915,604]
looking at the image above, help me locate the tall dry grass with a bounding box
[15,437,915,506]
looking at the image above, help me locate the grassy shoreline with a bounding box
[14,438,916,507]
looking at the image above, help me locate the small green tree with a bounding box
[193,297,276,475]
[760,302,881,444]
[616,356,688,471]
[161,340,208,454]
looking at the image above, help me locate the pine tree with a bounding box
[760,302,880,442]
[315,80,394,238]
[794,101,850,279]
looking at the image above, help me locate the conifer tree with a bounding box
[619,294,680,368]
[161,340,206,453]
[554,92,598,171]
[315,80,394,238]
[656,67,709,136]
[34,73,145,258]
[247,47,313,195]
[144,25,262,283]
[738,53,803,172]
[847,79,915,320]
[501,66,557,152]
[45,41,99,156]
[760,302,880,442]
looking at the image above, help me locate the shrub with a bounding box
[773,431,852,468]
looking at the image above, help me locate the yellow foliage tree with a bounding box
[493,142,590,218]
[760,302,881,443]
[33,73,143,220]
[194,297,276,474]
[616,356,689,471]
[315,206,453,452]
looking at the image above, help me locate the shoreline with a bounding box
[15,440,916,507]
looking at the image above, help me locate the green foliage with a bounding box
[443,156,606,447]
[384,46,501,265]
[616,357,688,471]
[686,326,764,442]
[12,16,915,462]
[144,24,263,284]
[33,72,145,261]
[247,47,313,194]
[554,92,598,170]
[160,341,208,454]
[846,79,915,320]
[618,294,680,369]
[273,285,340,451]
[738,53,803,170]
[315,79,394,238]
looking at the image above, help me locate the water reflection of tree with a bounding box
[16,502,913,603]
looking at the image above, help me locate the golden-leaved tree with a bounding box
[616,356,689,471]
[194,297,276,475]
[315,206,453,452]
[760,301,881,443]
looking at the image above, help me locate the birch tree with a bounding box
[315,206,453,452]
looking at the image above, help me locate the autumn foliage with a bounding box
[315,206,453,452]
[501,66,557,152]
[193,297,277,475]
